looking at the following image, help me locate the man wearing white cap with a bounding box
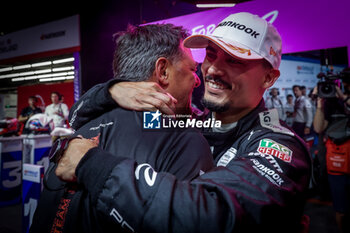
[55,12,311,232]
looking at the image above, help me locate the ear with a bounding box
[154,57,170,86]
[262,69,280,89]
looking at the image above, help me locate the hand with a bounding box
[55,137,98,182]
[304,127,310,135]
[109,81,177,116]
[316,97,324,109]
[335,86,346,100]
[313,86,324,109]
[54,111,63,117]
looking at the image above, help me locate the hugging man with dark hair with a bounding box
[30,23,213,233]
[39,12,311,233]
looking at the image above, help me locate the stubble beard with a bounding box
[201,97,230,113]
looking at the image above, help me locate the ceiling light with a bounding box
[18,71,35,76]
[34,69,52,74]
[11,75,38,81]
[52,66,74,72]
[13,64,31,70]
[0,67,12,73]
[11,71,74,82]
[40,77,66,82]
[196,3,235,8]
[52,57,74,64]
[38,71,74,78]
[39,76,74,82]
[0,72,34,79]
[23,76,39,81]
[31,61,52,67]
[0,69,52,79]
[11,77,25,82]
[52,71,74,77]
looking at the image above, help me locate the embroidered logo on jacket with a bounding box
[89,121,114,131]
[257,138,292,163]
[259,109,294,136]
[69,101,84,127]
[217,147,237,167]
[135,163,158,186]
[250,158,284,186]
[50,189,76,233]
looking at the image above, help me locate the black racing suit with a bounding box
[53,80,311,233]
[30,85,214,233]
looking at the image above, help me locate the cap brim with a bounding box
[184,34,263,61]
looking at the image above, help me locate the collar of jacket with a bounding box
[202,99,266,148]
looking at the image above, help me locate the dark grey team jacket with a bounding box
[30,95,214,232]
[35,80,312,233]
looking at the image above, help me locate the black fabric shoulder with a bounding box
[69,80,119,130]
[157,127,214,180]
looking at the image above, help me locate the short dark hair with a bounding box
[292,85,300,90]
[51,92,61,100]
[287,94,293,98]
[112,24,189,81]
[28,96,37,102]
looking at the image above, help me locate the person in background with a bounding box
[45,92,69,130]
[18,96,42,123]
[284,94,294,127]
[300,85,307,97]
[54,12,311,233]
[265,87,285,121]
[18,96,42,130]
[308,89,317,116]
[302,86,315,116]
[312,69,350,233]
[60,94,65,104]
[292,85,313,139]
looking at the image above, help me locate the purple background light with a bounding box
[149,0,350,65]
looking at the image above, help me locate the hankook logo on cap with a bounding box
[216,21,260,38]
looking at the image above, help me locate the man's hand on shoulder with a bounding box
[110,81,177,116]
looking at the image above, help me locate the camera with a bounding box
[316,71,344,98]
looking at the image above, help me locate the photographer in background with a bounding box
[312,67,350,233]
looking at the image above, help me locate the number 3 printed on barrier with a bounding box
[2,160,21,188]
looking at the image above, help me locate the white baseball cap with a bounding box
[183,12,282,69]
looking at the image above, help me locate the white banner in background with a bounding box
[265,58,345,101]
